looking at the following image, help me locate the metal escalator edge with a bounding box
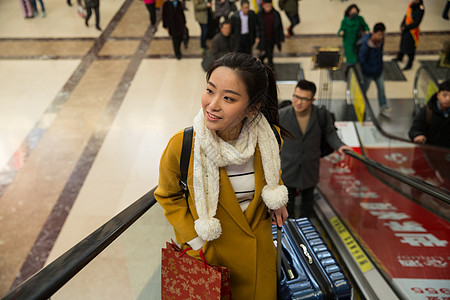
[314,191,401,300]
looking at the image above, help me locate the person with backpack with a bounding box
[358,22,390,115]
[154,53,289,299]
[337,4,369,67]
[409,79,450,148]
[279,79,352,218]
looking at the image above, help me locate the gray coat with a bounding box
[279,105,344,189]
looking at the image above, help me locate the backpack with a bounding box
[179,125,281,200]
[318,106,337,157]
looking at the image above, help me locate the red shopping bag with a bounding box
[161,240,231,300]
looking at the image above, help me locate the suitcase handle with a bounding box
[299,244,313,264]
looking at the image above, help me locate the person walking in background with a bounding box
[409,79,450,148]
[278,0,299,37]
[230,0,259,55]
[210,20,234,59]
[85,0,101,31]
[359,23,390,115]
[155,53,289,299]
[194,0,211,54]
[256,0,284,69]
[214,0,231,23]
[337,4,369,67]
[279,80,352,218]
[392,0,424,70]
[31,0,46,17]
[163,0,186,60]
[443,0,450,20]
[143,0,157,33]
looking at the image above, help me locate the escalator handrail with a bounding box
[343,150,450,205]
[413,65,440,108]
[348,66,449,156]
[2,188,157,300]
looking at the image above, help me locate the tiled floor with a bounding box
[0,0,448,298]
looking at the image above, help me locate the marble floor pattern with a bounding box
[0,0,449,298]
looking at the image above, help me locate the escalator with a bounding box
[3,66,449,300]
[314,66,449,299]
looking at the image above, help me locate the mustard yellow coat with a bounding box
[155,129,282,299]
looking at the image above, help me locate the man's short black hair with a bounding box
[296,79,317,98]
[373,22,386,33]
[240,0,249,6]
[439,79,450,92]
[220,20,231,28]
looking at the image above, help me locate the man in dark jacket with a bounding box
[230,0,259,55]
[163,0,186,60]
[256,0,284,68]
[409,80,450,148]
[210,20,234,59]
[279,80,352,218]
[392,0,424,70]
[358,23,390,115]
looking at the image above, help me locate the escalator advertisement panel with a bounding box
[318,153,450,299]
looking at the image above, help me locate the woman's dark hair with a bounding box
[206,53,290,138]
[344,4,360,17]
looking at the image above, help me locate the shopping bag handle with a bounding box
[178,246,208,270]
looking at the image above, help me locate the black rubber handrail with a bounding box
[348,66,447,149]
[344,150,450,205]
[2,188,157,300]
[347,66,450,190]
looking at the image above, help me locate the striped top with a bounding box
[225,155,255,212]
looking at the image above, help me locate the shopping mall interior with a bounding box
[0,0,449,299]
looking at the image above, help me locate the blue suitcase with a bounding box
[273,218,352,300]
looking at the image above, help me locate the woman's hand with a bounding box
[271,206,289,227]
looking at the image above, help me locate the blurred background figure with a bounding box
[163,0,186,60]
[230,0,259,55]
[278,0,299,37]
[85,0,101,31]
[256,0,284,69]
[143,0,157,33]
[392,0,424,70]
[31,0,46,17]
[338,4,369,67]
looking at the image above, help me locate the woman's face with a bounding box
[349,7,358,16]
[202,67,252,141]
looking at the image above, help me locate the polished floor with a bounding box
[0,0,449,298]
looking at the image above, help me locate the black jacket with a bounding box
[162,1,186,37]
[230,10,258,51]
[409,94,450,148]
[256,9,284,50]
[211,33,234,59]
[400,3,424,53]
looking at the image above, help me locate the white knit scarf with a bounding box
[192,109,288,241]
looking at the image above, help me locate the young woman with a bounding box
[338,4,369,66]
[155,53,289,299]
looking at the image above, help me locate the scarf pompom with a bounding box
[195,217,222,241]
[261,184,289,210]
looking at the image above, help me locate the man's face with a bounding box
[437,89,450,110]
[262,2,272,13]
[291,87,315,113]
[372,31,384,42]
[221,24,231,37]
[241,3,249,15]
